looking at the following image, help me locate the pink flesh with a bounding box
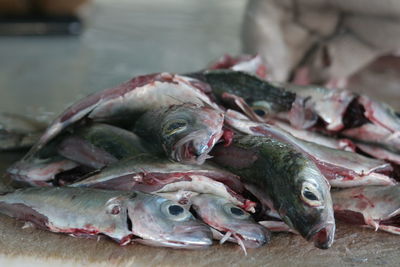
[273,120,356,151]
[332,186,400,234]
[356,143,400,165]
[315,89,355,131]
[343,123,400,152]
[358,95,400,133]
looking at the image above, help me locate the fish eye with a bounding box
[253,108,266,117]
[161,201,192,221]
[251,104,270,118]
[301,182,323,207]
[223,203,250,219]
[162,119,188,136]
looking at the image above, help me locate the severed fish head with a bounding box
[191,194,270,250]
[127,192,212,249]
[278,163,335,249]
[135,104,224,165]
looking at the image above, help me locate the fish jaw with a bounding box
[172,112,224,165]
[308,223,336,249]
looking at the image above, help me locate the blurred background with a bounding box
[1,0,400,121]
[0,0,245,120]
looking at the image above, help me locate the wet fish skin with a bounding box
[73,123,149,160]
[57,123,150,169]
[191,193,270,249]
[225,110,395,188]
[211,135,335,249]
[134,104,224,165]
[0,187,213,248]
[199,70,295,114]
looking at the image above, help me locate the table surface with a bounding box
[0,0,399,266]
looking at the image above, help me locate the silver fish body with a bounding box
[0,187,212,248]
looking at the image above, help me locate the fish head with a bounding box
[192,194,270,248]
[160,104,224,165]
[127,193,212,249]
[277,165,335,249]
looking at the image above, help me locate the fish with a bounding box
[196,70,295,116]
[190,193,270,253]
[57,123,149,168]
[225,110,395,188]
[332,185,400,235]
[24,72,220,160]
[211,134,336,249]
[0,113,46,151]
[7,123,150,186]
[279,84,356,131]
[71,154,255,211]
[134,104,225,165]
[0,187,213,248]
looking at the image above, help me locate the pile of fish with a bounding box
[1,54,400,253]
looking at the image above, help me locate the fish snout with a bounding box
[239,225,271,248]
[310,223,335,249]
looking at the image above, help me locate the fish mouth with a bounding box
[173,130,222,165]
[307,223,335,249]
[218,229,269,248]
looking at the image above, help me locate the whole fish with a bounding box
[191,193,270,253]
[225,110,395,188]
[211,135,335,249]
[332,185,400,235]
[0,187,212,248]
[24,72,220,160]
[134,104,225,165]
[71,154,255,211]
